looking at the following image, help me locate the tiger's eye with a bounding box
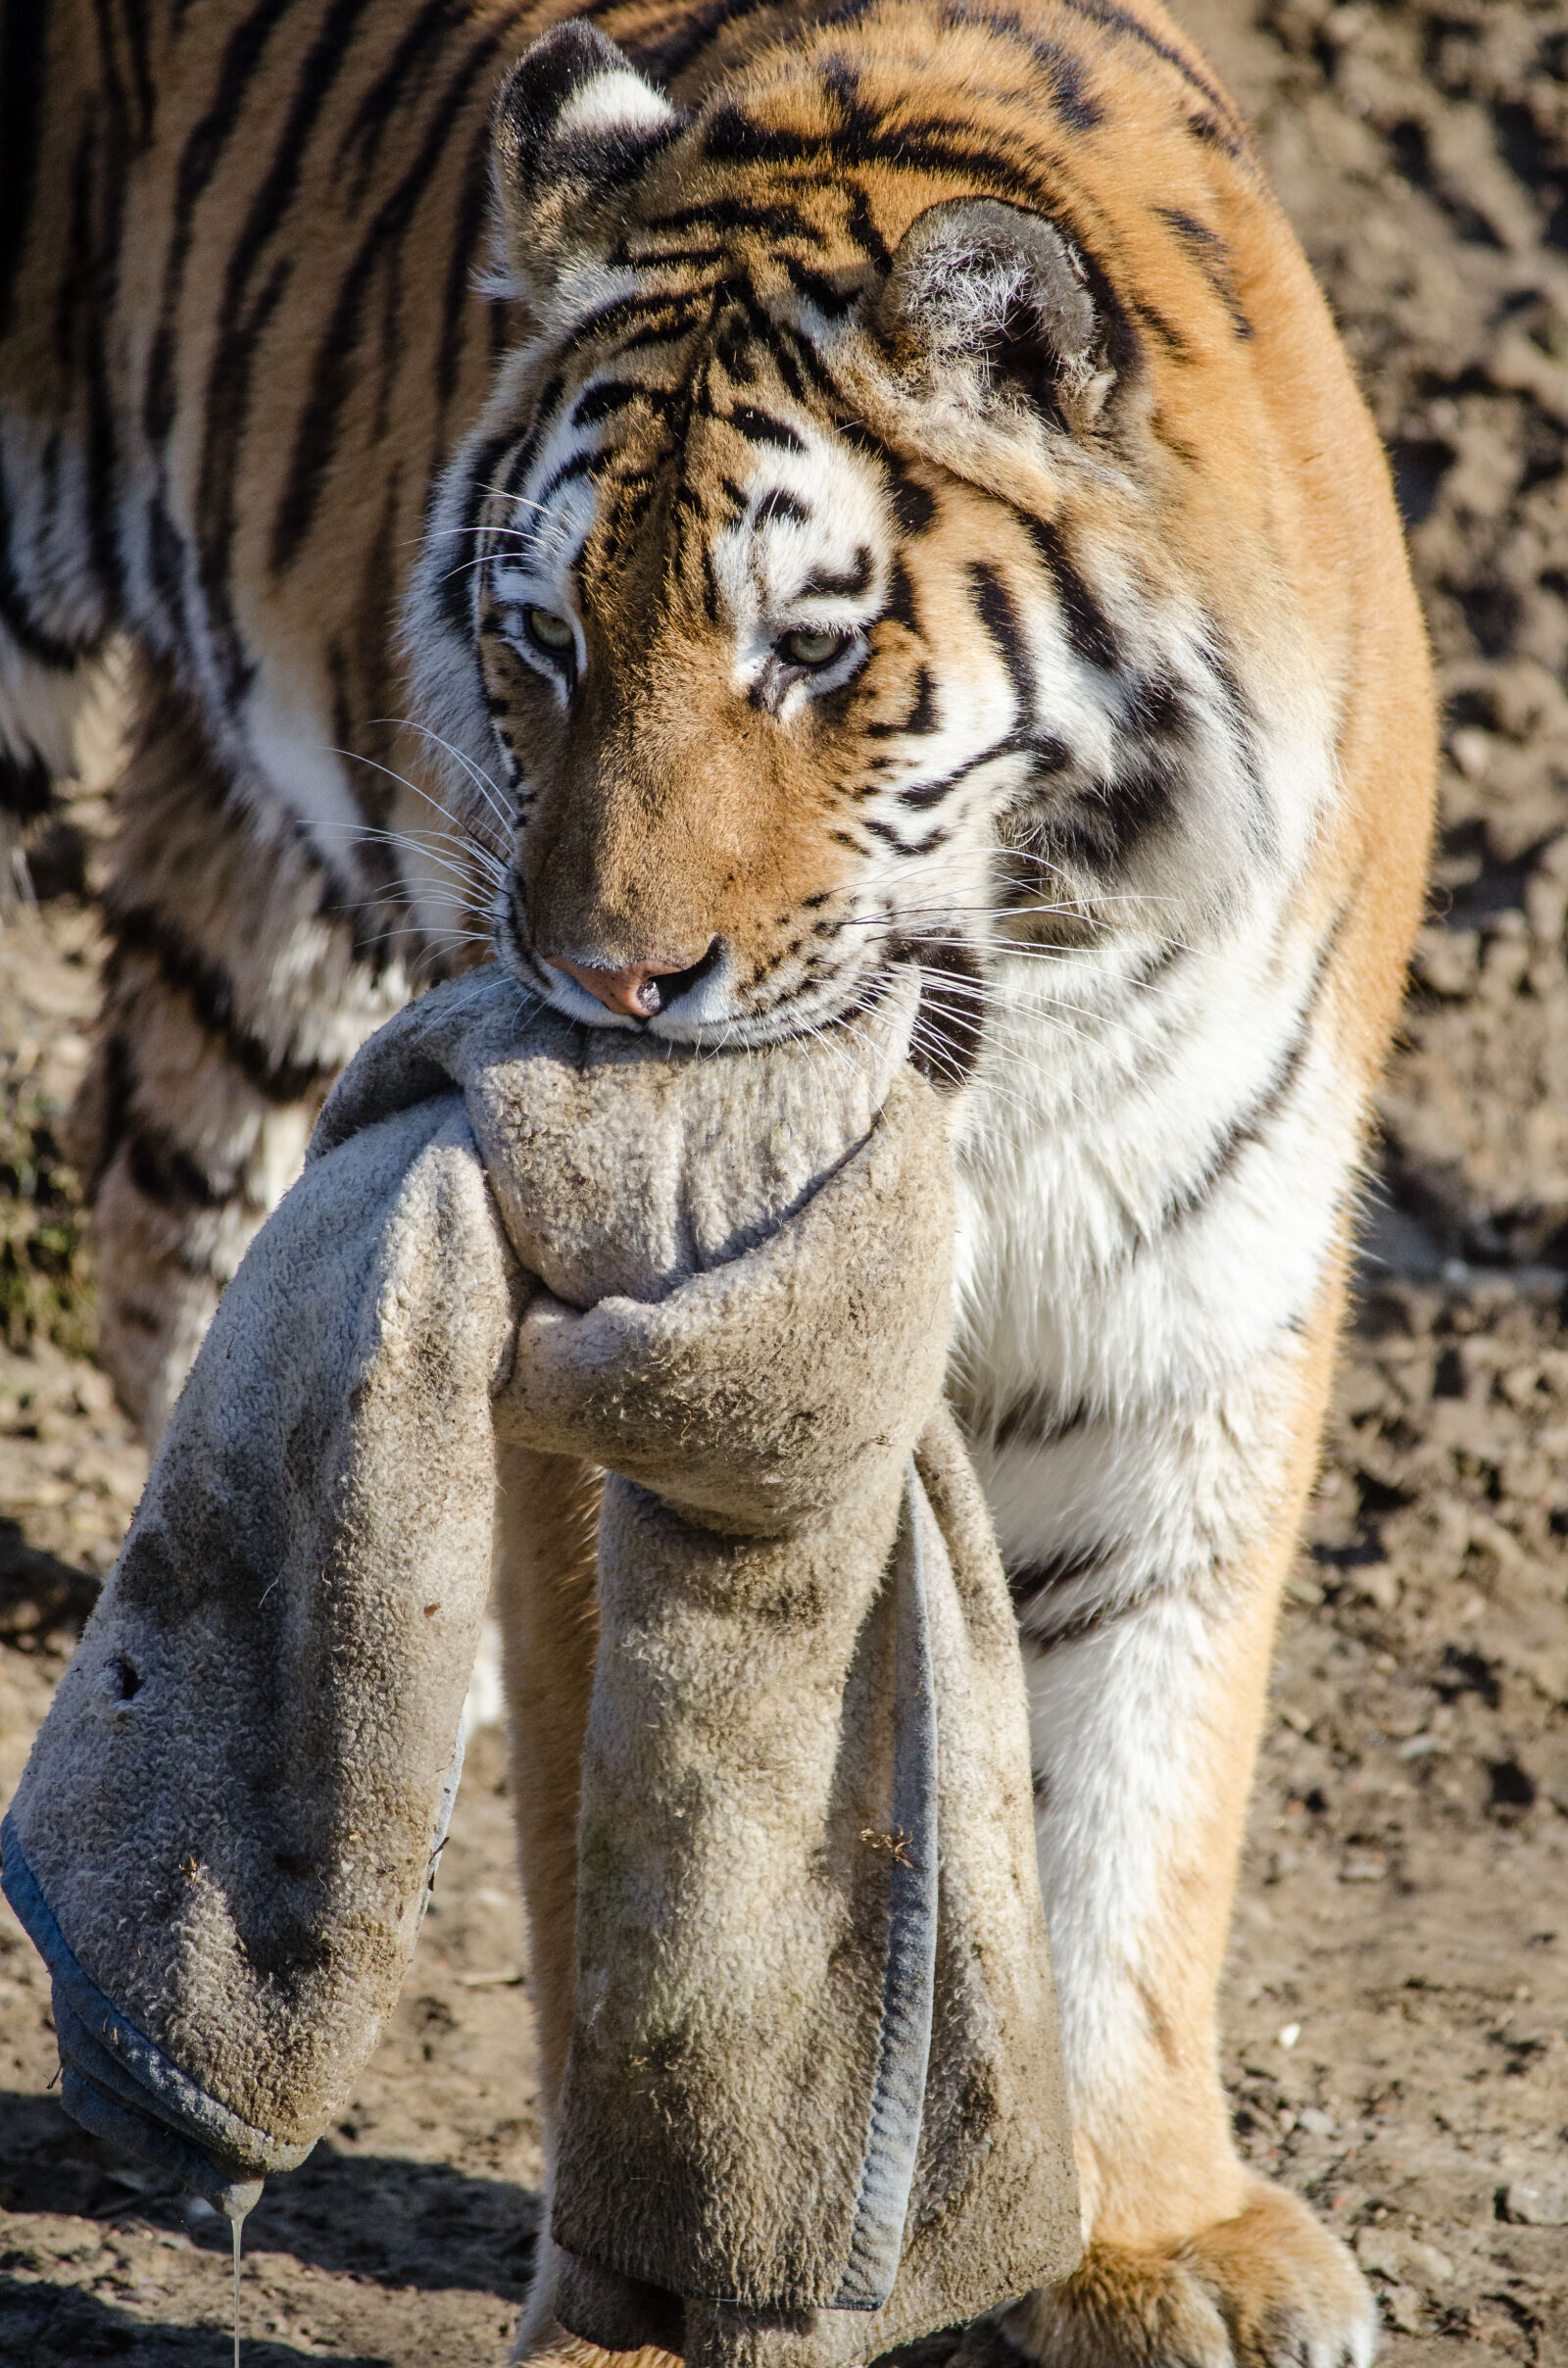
[526,607,575,654]
[780,628,848,669]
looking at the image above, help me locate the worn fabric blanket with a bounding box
[2,964,1079,2367]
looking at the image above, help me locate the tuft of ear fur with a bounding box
[488,24,682,301]
[876,198,1117,430]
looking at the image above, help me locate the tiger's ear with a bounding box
[875,198,1119,431]
[490,24,682,300]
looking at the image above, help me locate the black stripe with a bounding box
[995,1395,1091,1455]
[144,491,186,633]
[1123,670,1190,738]
[782,255,861,320]
[0,0,49,342]
[770,315,843,404]
[1022,1591,1138,1652]
[841,181,892,271]
[713,306,758,383]
[615,0,787,87]
[1044,744,1182,873]
[436,432,514,636]
[1200,638,1269,839]
[570,288,708,346]
[1036,35,1105,130]
[119,0,156,142]
[727,405,805,453]
[640,198,830,245]
[1185,109,1246,161]
[271,6,530,573]
[501,375,566,499]
[1151,923,1343,1236]
[867,665,938,741]
[837,423,939,537]
[719,272,840,407]
[802,545,873,599]
[615,311,711,358]
[0,472,93,667]
[883,558,918,633]
[701,100,1048,203]
[910,942,984,1089]
[0,751,52,820]
[1130,291,1191,357]
[334,0,459,193]
[94,1036,251,1216]
[571,380,639,428]
[438,115,494,411]
[889,471,937,537]
[757,488,810,527]
[1022,515,1123,670]
[105,902,332,1105]
[971,563,1035,714]
[1056,0,1245,143]
[536,449,597,508]
[123,1123,241,1215]
[700,535,721,624]
[615,242,727,273]
[897,726,1028,810]
[145,0,295,451]
[1156,206,1250,339]
[71,113,123,610]
[1007,1542,1109,1616]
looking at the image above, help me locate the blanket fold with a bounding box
[2,965,1079,2362]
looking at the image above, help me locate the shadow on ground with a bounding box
[0,1519,99,1653]
[0,2095,537,2301]
[0,2278,389,2367]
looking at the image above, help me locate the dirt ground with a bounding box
[3,0,1568,2359]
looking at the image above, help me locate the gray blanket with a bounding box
[2,965,1078,2367]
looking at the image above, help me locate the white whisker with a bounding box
[376,717,516,843]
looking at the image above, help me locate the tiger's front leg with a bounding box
[966,1289,1375,2368]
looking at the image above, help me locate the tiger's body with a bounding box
[0,2,1435,2363]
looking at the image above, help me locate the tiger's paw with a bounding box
[957,2185,1376,2368]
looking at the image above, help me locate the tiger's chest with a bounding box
[946,926,1360,1563]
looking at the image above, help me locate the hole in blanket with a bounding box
[98,1653,138,1702]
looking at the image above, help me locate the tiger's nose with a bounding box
[546,948,716,1019]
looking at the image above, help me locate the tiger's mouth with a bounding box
[492,868,985,1086]
[493,868,896,1043]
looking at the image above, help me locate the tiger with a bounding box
[0,1,1436,2362]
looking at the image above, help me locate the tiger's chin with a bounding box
[956,2188,1376,2368]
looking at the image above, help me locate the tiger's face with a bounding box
[473,336,1015,1057]
[411,17,1316,1065]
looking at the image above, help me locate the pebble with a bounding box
[1354,2228,1456,2286]
[1501,2177,1568,2227]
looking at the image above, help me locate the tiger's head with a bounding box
[409,9,1327,1069]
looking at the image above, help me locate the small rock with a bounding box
[1450,726,1493,780]
[1340,1850,1388,1883]
[1298,2106,1336,2138]
[1502,2177,1568,2227]
[1378,2283,1426,2335]
[1353,1561,1400,1613]
[1411,924,1481,999]
[1355,2228,1455,2286]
